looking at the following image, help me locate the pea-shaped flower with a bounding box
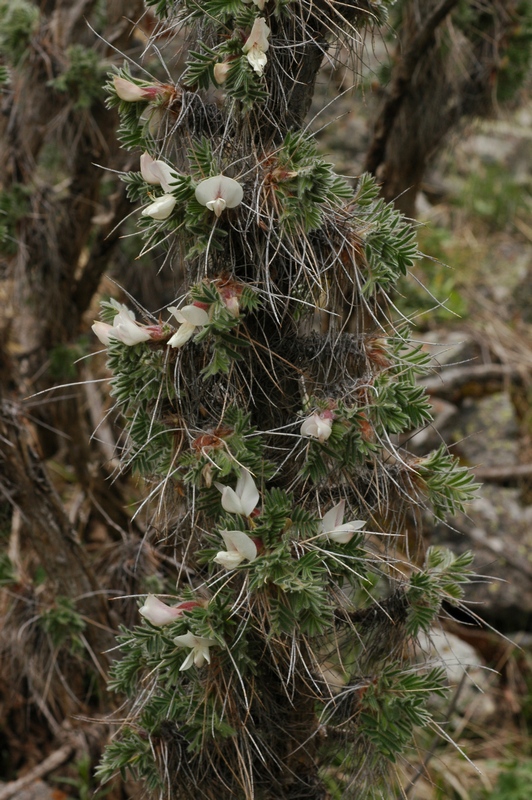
[141,194,177,220]
[167,304,210,348]
[321,500,366,544]
[113,76,173,103]
[173,631,217,671]
[92,304,153,347]
[300,412,334,443]
[140,153,179,193]
[215,469,259,517]
[195,175,244,218]
[139,595,200,626]
[213,531,258,570]
[242,18,270,76]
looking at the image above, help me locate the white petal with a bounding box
[167,323,195,349]
[214,551,244,569]
[149,161,179,193]
[179,650,196,671]
[195,176,244,211]
[178,305,210,326]
[139,595,183,626]
[328,529,356,545]
[112,312,152,346]
[235,469,260,517]
[141,194,177,220]
[140,152,160,184]
[220,530,258,562]
[219,486,244,515]
[206,198,227,217]
[246,46,268,76]
[174,631,197,649]
[92,321,113,346]
[322,500,345,534]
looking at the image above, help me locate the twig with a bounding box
[0,744,73,800]
[420,364,521,404]
[472,463,532,484]
[364,0,460,175]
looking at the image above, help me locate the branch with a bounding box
[0,744,73,800]
[364,0,460,176]
[419,364,522,404]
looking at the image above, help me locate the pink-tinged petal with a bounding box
[243,18,270,55]
[92,321,113,346]
[139,595,184,626]
[113,76,146,102]
[141,194,177,220]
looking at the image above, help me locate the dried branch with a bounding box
[364,0,460,177]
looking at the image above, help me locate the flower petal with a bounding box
[167,323,195,349]
[321,500,345,534]
[217,485,244,515]
[139,595,184,626]
[113,76,146,102]
[195,176,243,212]
[141,194,177,220]
[177,305,210,326]
[236,469,260,517]
[92,321,113,346]
[220,530,258,562]
[214,550,244,569]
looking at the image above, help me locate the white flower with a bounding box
[139,595,198,626]
[174,631,217,670]
[113,76,147,102]
[167,304,210,348]
[321,500,366,544]
[300,413,333,443]
[213,61,231,85]
[215,469,259,516]
[140,153,179,193]
[91,304,152,347]
[195,175,244,218]
[242,18,270,76]
[113,76,173,103]
[214,530,258,569]
[141,194,177,220]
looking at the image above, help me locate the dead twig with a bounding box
[0,744,73,800]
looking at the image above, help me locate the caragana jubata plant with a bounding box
[95,1,479,797]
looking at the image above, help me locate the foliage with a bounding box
[49,45,108,109]
[91,1,482,797]
[0,0,40,65]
